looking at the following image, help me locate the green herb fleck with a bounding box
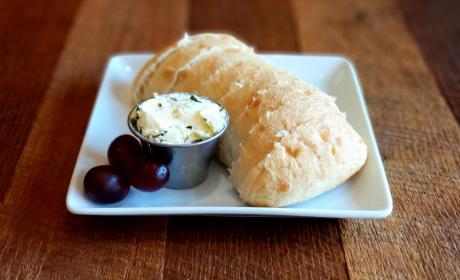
[158,102,163,108]
[170,97,178,101]
[190,95,201,102]
[153,130,167,138]
[134,105,142,122]
[192,138,203,143]
[186,125,192,129]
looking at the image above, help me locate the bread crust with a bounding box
[132,33,250,102]
[131,33,368,207]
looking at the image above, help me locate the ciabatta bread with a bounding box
[132,33,367,207]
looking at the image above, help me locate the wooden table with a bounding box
[1,0,459,278]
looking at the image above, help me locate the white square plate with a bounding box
[66,54,392,218]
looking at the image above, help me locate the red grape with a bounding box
[108,134,142,174]
[84,165,130,203]
[131,160,169,192]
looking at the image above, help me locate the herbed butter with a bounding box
[135,93,228,144]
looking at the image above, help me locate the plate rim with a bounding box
[66,53,392,218]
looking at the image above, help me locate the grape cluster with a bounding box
[84,135,170,203]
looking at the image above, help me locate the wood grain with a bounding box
[164,217,347,280]
[0,0,459,279]
[189,0,298,51]
[293,0,460,278]
[400,0,460,123]
[0,0,187,279]
[163,1,348,279]
[0,0,81,202]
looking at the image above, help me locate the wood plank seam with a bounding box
[399,0,460,124]
[292,0,460,278]
[0,0,188,278]
[163,1,350,279]
[0,0,83,204]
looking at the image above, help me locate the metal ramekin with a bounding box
[127,93,229,189]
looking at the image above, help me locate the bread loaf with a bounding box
[132,33,367,207]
